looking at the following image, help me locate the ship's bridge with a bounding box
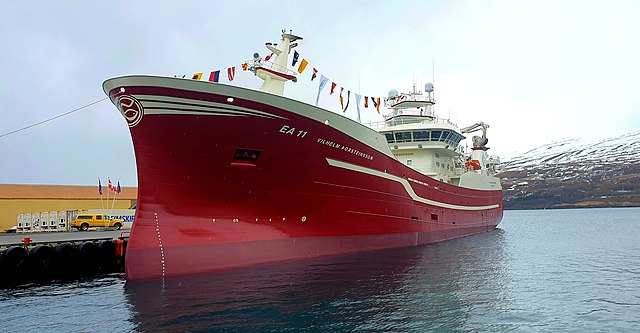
[383,126,465,152]
[366,83,469,184]
[368,113,467,182]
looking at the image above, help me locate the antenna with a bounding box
[432,58,435,99]
[412,70,415,93]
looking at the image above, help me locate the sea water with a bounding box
[1,208,639,332]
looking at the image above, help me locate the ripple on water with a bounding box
[1,208,639,332]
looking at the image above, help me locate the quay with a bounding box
[0,230,127,246]
[0,230,129,287]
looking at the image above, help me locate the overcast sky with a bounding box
[1,0,639,186]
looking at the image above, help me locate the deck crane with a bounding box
[459,122,489,150]
[459,122,492,174]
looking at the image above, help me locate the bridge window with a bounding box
[430,131,442,141]
[394,132,412,142]
[384,133,394,143]
[452,133,464,146]
[413,131,429,141]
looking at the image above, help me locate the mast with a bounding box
[250,29,302,95]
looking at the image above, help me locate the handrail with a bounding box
[367,117,458,130]
[245,59,298,77]
[384,108,436,120]
[387,94,435,107]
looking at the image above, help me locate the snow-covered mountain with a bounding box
[497,128,640,209]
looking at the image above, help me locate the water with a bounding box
[1,208,639,332]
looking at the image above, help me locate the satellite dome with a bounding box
[253,52,260,60]
[425,82,434,93]
[388,89,399,99]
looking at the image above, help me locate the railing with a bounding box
[246,58,298,77]
[384,108,435,120]
[387,93,435,107]
[367,117,457,131]
[487,155,501,164]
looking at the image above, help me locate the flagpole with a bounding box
[106,178,110,214]
[110,184,118,215]
[99,177,104,210]
[110,189,118,215]
[110,179,120,216]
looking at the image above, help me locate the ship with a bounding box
[103,30,503,281]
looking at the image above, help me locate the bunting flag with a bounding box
[316,75,329,106]
[98,178,102,195]
[344,90,351,112]
[297,59,309,73]
[355,94,362,123]
[176,51,388,118]
[117,180,121,194]
[208,70,220,82]
[292,50,300,66]
[227,66,236,81]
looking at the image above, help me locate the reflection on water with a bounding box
[3,208,639,332]
[0,275,135,332]
[125,229,510,332]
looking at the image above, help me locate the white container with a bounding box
[59,211,67,230]
[41,212,49,230]
[32,212,40,232]
[49,211,58,231]
[17,214,24,232]
[24,213,32,231]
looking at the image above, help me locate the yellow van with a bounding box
[71,214,124,231]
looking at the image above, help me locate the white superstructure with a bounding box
[368,83,501,190]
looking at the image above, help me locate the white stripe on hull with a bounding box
[138,95,289,120]
[326,158,500,211]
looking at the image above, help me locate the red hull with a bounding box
[104,76,503,281]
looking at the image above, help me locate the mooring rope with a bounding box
[0,96,110,139]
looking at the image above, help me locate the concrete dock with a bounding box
[0,230,128,247]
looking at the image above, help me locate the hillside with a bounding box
[497,129,640,209]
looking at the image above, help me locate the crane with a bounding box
[460,122,489,150]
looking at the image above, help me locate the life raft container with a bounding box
[465,159,482,170]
